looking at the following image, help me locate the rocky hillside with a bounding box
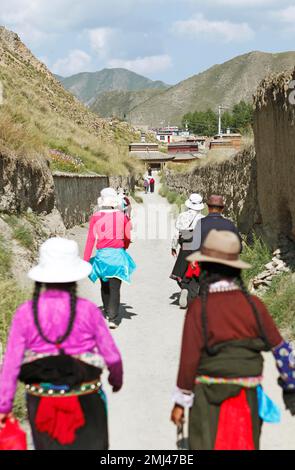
[0,26,141,175]
[59,68,169,106]
[90,88,162,119]
[128,51,295,127]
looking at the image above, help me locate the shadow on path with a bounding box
[99,303,138,324]
[176,436,189,450]
[119,303,137,323]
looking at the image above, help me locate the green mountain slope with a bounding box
[0,26,141,175]
[60,68,169,105]
[128,51,295,127]
[90,88,163,119]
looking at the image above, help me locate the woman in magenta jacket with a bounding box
[0,237,123,449]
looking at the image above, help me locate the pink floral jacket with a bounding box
[0,290,123,413]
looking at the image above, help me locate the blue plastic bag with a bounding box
[257,385,281,423]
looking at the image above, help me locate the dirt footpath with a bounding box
[70,186,295,450]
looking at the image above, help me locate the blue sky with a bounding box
[1,0,295,84]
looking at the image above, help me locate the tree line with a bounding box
[181,101,253,136]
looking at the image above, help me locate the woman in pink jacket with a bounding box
[84,187,136,329]
[0,238,123,450]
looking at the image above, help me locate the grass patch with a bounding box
[241,234,272,285]
[159,184,186,210]
[2,215,34,250]
[0,235,12,279]
[0,237,29,419]
[131,192,143,204]
[262,273,295,338]
[0,58,142,175]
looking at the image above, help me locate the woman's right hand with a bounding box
[171,249,177,257]
[171,405,185,426]
[0,412,13,429]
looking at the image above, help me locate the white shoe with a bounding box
[179,289,188,309]
[108,319,118,329]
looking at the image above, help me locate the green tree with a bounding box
[231,101,253,133]
[181,100,253,136]
[182,109,217,136]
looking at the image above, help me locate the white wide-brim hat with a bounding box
[187,230,251,270]
[28,237,92,283]
[185,193,204,211]
[98,187,119,208]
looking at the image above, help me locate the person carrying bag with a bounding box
[171,193,204,308]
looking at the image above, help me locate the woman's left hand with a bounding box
[170,405,185,426]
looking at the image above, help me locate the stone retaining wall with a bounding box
[164,146,259,235]
[53,172,109,228]
[53,172,137,228]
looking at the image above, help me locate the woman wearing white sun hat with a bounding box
[171,193,205,308]
[84,187,136,329]
[0,237,123,450]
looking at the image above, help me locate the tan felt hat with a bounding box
[186,230,251,269]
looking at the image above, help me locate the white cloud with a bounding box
[271,6,295,23]
[51,49,92,76]
[87,27,116,58]
[206,0,276,5]
[107,54,172,75]
[173,14,254,42]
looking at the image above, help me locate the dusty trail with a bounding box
[69,183,295,450]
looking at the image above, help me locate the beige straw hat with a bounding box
[186,230,251,269]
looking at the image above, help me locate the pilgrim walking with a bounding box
[84,187,136,329]
[149,176,155,193]
[171,230,295,450]
[171,193,204,308]
[144,177,150,194]
[0,238,123,450]
[201,195,242,248]
[118,188,132,218]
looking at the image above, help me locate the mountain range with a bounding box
[59,51,295,127]
[59,68,169,106]
[127,51,295,127]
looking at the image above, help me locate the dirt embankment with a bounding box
[164,146,259,235]
[253,68,295,247]
[0,151,55,214]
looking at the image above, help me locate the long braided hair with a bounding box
[32,282,77,352]
[199,262,271,356]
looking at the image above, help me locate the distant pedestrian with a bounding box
[84,188,136,329]
[201,195,242,249]
[118,189,132,218]
[0,237,123,450]
[170,193,204,308]
[148,167,152,176]
[171,230,295,450]
[149,177,155,193]
[144,177,150,194]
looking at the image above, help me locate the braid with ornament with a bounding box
[32,282,77,353]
